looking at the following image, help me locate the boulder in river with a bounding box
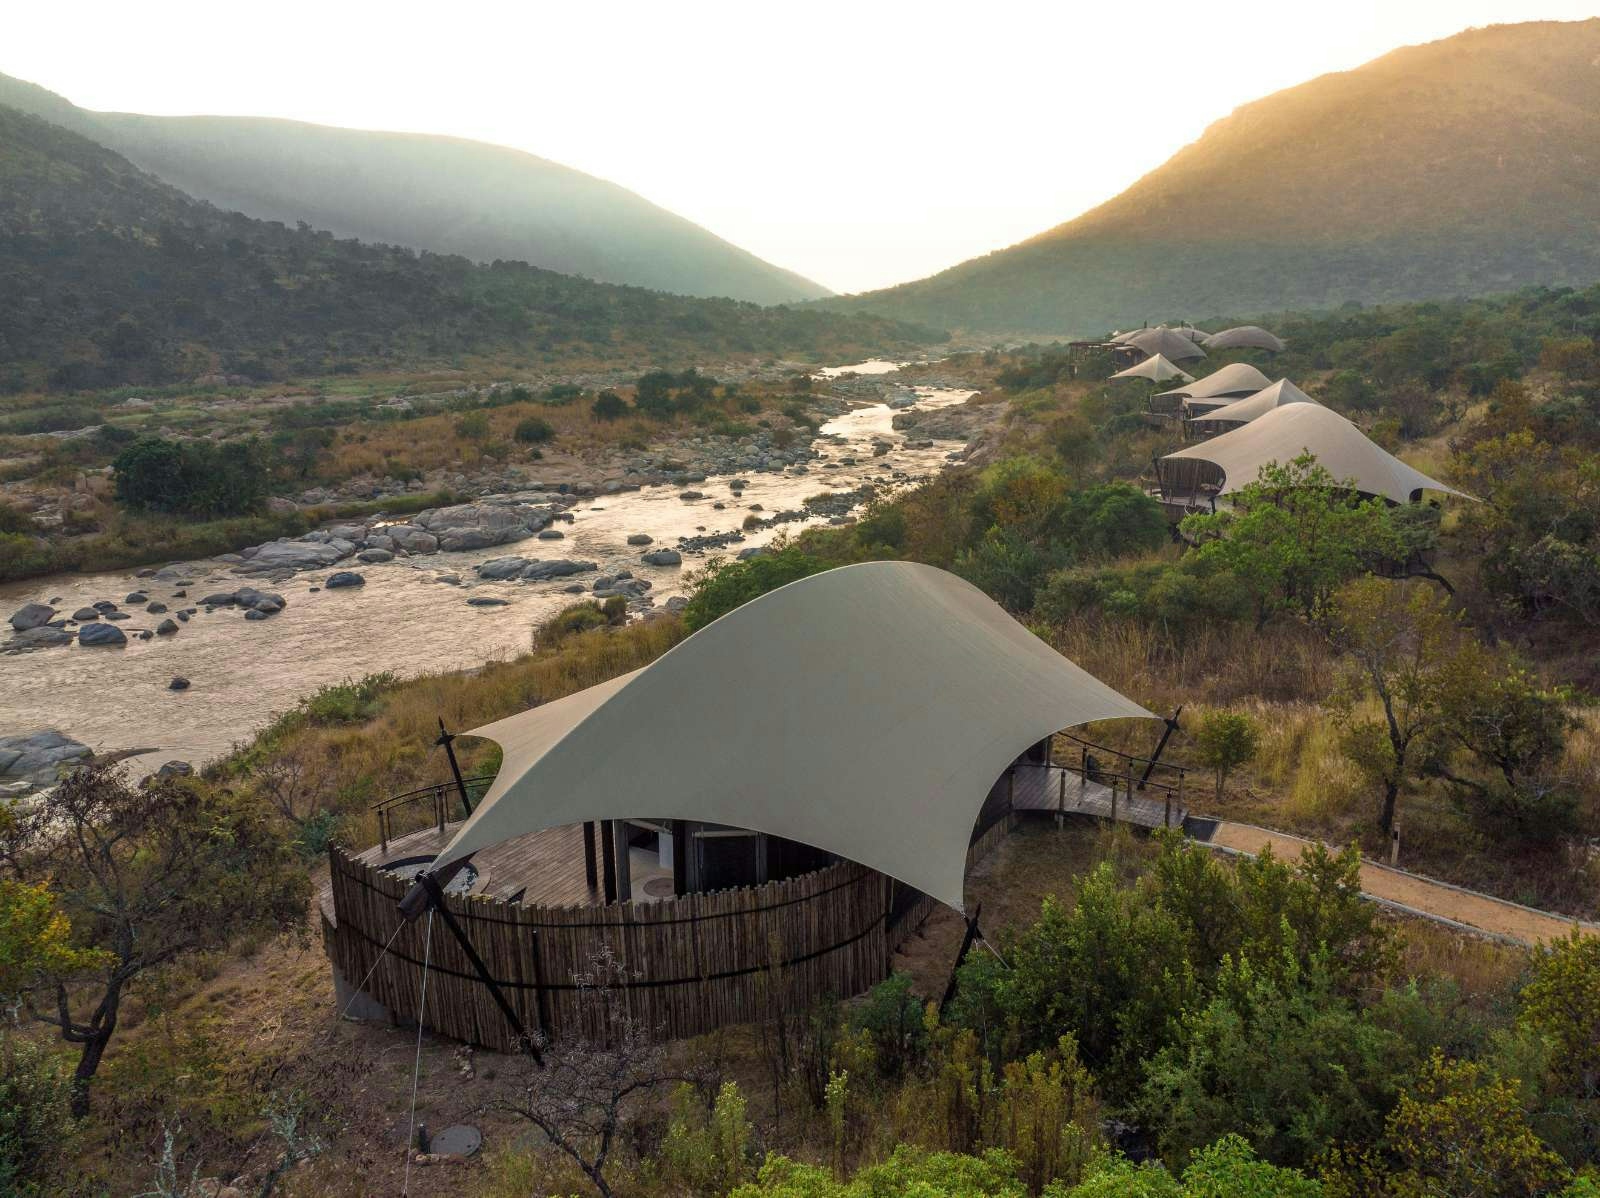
[125,592,148,604]
[466,596,509,607]
[8,626,73,650]
[0,730,92,793]
[244,609,270,621]
[386,524,440,554]
[416,501,554,552]
[92,600,118,612]
[626,534,653,546]
[476,557,530,581]
[356,548,394,563]
[233,539,351,575]
[71,607,100,622]
[325,571,366,589]
[522,559,597,581]
[156,618,180,636]
[641,549,683,567]
[9,602,55,631]
[537,529,564,540]
[155,760,193,779]
[169,676,191,690]
[146,601,168,614]
[78,622,127,646]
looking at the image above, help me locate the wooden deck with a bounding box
[1009,763,1185,830]
[317,821,599,927]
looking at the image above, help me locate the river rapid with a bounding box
[1,373,973,775]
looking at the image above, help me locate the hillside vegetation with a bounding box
[838,20,1600,334]
[0,72,828,304]
[0,105,939,391]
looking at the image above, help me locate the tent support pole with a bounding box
[421,875,541,1064]
[938,902,985,1016]
[600,820,617,904]
[436,719,473,818]
[1138,706,1183,789]
[582,821,598,891]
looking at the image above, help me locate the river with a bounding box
[1,379,974,775]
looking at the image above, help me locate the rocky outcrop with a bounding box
[474,557,597,582]
[9,602,55,631]
[7,626,73,650]
[325,571,366,589]
[641,549,682,567]
[415,500,557,552]
[0,731,92,794]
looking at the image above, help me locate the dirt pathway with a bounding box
[1210,821,1599,945]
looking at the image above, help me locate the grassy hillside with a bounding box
[0,105,939,390]
[837,19,1600,334]
[0,71,830,305]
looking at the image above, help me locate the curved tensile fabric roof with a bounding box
[1111,353,1194,383]
[1156,362,1274,404]
[1173,327,1210,343]
[1193,378,1319,427]
[430,562,1154,911]
[1126,327,1207,362]
[1203,325,1287,353]
[1159,403,1470,504]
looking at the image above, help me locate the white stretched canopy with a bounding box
[1203,325,1286,353]
[1126,327,1207,363]
[1111,353,1194,383]
[1159,402,1471,504]
[1157,362,1273,405]
[431,562,1153,911]
[1194,378,1319,427]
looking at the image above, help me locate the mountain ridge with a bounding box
[832,19,1600,334]
[0,71,830,305]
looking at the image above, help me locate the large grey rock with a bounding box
[9,603,55,631]
[156,618,179,636]
[233,539,350,574]
[0,731,92,792]
[356,548,394,563]
[476,557,531,581]
[8,626,73,650]
[386,524,439,554]
[146,601,168,614]
[325,571,366,589]
[155,760,193,779]
[466,596,509,607]
[199,592,238,607]
[78,622,127,646]
[521,559,596,581]
[71,607,101,622]
[169,676,191,690]
[626,533,653,546]
[641,549,683,567]
[417,502,552,552]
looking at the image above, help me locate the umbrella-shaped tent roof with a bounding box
[1126,327,1208,363]
[1111,354,1195,383]
[1156,362,1274,405]
[1193,378,1319,428]
[1202,325,1286,353]
[429,562,1153,911]
[1158,403,1470,504]
[1173,327,1210,343]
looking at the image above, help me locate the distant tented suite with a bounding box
[1154,402,1470,512]
[321,563,1153,1047]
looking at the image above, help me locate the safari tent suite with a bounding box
[1202,325,1287,353]
[1149,361,1274,418]
[1123,326,1208,364]
[1111,353,1194,384]
[1185,377,1318,438]
[320,562,1158,1049]
[1153,402,1469,516]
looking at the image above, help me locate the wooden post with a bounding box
[1057,768,1066,826]
[938,902,984,1016]
[435,786,445,837]
[1164,792,1172,828]
[380,810,389,856]
[600,819,617,904]
[582,821,598,891]
[1111,778,1119,823]
[612,820,632,902]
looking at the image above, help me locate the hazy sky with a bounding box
[6,1,1598,293]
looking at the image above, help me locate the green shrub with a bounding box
[1191,711,1262,801]
[113,436,268,517]
[536,602,611,649]
[0,1039,74,1195]
[850,973,929,1079]
[514,416,555,444]
[683,546,828,632]
[591,391,627,421]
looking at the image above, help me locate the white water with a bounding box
[1,387,974,774]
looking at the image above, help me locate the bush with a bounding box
[591,391,627,421]
[1191,711,1261,801]
[514,416,555,444]
[850,973,929,1079]
[112,436,268,517]
[454,411,492,440]
[535,602,611,649]
[0,1039,74,1196]
[683,546,828,632]
[299,673,397,726]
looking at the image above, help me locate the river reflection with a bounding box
[0,387,973,773]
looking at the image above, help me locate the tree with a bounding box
[493,943,699,1198]
[1192,711,1261,801]
[112,436,267,517]
[0,764,307,1115]
[1181,456,1414,625]
[0,878,108,997]
[1518,932,1600,1164]
[453,410,492,440]
[1321,1053,1571,1198]
[1327,578,1474,835]
[0,1038,75,1196]
[591,390,627,421]
[514,415,554,444]
[682,546,827,632]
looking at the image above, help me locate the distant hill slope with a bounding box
[0,105,936,390]
[0,72,829,305]
[836,19,1600,335]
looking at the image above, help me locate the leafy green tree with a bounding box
[682,546,827,632]
[0,764,307,1115]
[1138,953,1408,1169]
[1327,578,1475,835]
[1518,932,1600,1165]
[1181,456,1413,625]
[112,436,268,517]
[1321,1052,1571,1198]
[0,1038,75,1197]
[1192,711,1261,801]
[454,410,492,440]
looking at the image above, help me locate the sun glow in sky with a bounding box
[6,0,1599,294]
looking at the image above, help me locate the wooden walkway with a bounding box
[1009,763,1185,830]
[317,821,598,928]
